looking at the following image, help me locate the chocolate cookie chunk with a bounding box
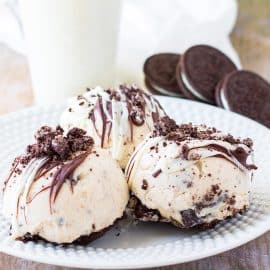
[19,225,112,245]
[176,45,237,104]
[216,70,270,128]
[127,195,222,229]
[143,53,183,97]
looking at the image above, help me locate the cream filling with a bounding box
[220,87,230,110]
[181,71,211,103]
[147,80,183,97]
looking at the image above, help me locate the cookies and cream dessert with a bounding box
[3,126,129,244]
[60,85,166,168]
[126,117,257,228]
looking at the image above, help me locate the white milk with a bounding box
[20,0,122,104]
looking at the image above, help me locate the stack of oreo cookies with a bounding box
[143,45,270,128]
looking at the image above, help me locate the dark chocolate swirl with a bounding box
[87,85,166,147]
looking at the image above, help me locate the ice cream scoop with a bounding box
[126,117,256,228]
[3,126,129,244]
[60,85,166,168]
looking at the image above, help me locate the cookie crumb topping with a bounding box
[152,116,253,148]
[25,126,93,164]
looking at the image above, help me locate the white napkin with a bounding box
[0,0,240,87]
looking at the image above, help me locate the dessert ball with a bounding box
[126,117,257,228]
[3,126,129,244]
[60,85,166,168]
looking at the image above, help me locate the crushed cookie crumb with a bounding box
[141,179,148,190]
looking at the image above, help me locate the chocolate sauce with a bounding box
[106,101,112,117]
[89,111,99,136]
[106,101,113,141]
[23,152,88,210]
[212,154,241,169]
[96,97,108,147]
[49,152,88,210]
[26,186,51,204]
[7,126,93,217]
[186,143,256,170]
[33,159,61,182]
[89,96,112,147]
[231,147,257,170]
[152,169,162,178]
[126,162,135,182]
[88,86,165,146]
[120,86,145,140]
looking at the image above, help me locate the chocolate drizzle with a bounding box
[26,186,51,204]
[88,96,113,147]
[6,126,94,211]
[87,85,166,147]
[151,117,256,171]
[26,153,88,207]
[231,147,257,170]
[118,85,166,140]
[49,152,88,211]
[97,97,108,147]
[185,143,256,170]
[127,117,256,189]
[33,159,61,182]
[24,159,60,205]
[106,101,113,141]
[119,85,146,127]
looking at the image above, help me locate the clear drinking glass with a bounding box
[19,0,122,104]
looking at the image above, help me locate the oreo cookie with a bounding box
[144,78,163,96]
[216,70,270,128]
[143,53,183,97]
[176,45,237,104]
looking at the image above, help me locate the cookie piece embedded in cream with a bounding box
[3,126,129,244]
[126,117,256,229]
[60,85,166,168]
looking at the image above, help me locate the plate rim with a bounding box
[0,222,269,269]
[0,96,269,269]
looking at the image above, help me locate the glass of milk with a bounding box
[19,0,122,104]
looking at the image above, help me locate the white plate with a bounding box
[0,96,269,269]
